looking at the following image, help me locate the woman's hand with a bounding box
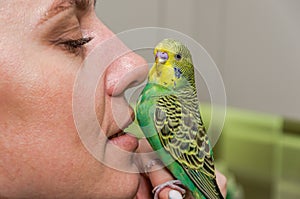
[136,138,227,199]
[216,169,227,198]
[136,138,186,199]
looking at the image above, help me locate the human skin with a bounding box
[0,0,149,198]
[0,0,226,199]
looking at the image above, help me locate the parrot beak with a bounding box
[155,51,169,64]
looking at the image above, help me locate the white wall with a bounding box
[96,0,300,119]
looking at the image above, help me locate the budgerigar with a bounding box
[136,39,224,199]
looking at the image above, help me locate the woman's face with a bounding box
[0,0,148,198]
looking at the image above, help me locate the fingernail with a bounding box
[168,190,183,199]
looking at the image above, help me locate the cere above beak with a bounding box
[156,51,169,64]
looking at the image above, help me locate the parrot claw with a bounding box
[152,180,186,199]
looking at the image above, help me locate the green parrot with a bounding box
[136,39,224,199]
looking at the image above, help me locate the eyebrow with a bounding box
[38,0,96,25]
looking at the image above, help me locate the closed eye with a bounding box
[57,37,93,55]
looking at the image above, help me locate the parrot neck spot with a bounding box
[174,67,182,79]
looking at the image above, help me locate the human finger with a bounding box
[137,139,187,199]
[215,169,227,198]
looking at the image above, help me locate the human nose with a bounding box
[86,18,148,96]
[105,47,148,97]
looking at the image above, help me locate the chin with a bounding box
[116,171,140,199]
[102,141,138,173]
[96,167,140,199]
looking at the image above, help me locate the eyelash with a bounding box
[57,37,93,55]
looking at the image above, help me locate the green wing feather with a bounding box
[154,89,223,199]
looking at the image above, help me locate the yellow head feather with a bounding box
[148,39,195,89]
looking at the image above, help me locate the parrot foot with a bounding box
[152,180,186,199]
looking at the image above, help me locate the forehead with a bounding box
[156,40,190,56]
[0,0,94,30]
[0,0,52,14]
[0,0,53,29]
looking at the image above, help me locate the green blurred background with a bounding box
[202,105,300,199]
[96,1,300,198]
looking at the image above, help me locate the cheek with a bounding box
[0,43,84,150]
[1,63,73,125]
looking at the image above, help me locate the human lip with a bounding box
[108,131,139,152]
[107,109,139,152]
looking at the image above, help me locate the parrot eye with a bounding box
[175,54,182,61]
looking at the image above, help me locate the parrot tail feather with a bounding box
[186,169,224,199]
